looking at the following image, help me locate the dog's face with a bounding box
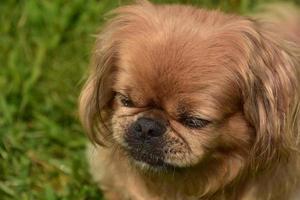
[80,2,299,173]
[110,29,253,168]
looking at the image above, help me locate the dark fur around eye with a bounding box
[180,115,210,129]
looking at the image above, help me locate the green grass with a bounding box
[0,0,299,199]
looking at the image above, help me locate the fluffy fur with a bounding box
[79,1,300,199]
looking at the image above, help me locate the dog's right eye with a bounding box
[180,115,210,129]
[117,93,134,107]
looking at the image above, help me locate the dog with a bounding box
[79,1,300,199]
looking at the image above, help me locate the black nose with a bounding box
[130,117,166,139]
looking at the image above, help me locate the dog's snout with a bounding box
[127,117,167,166]
[130,117,166,138]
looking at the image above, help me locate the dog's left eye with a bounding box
[181,116,210,129]
[117,93,134,107]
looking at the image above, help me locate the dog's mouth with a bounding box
[127,148,176,170]
[129,149,164,166]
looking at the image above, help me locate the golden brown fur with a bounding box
[79,1,300,199]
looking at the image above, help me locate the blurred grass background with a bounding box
[0,0,299,199]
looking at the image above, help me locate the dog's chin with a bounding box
[127,149,180,172]
[131,159,177,172]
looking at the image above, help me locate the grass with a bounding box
[0,0,299,199]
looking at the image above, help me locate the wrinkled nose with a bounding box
[129,117,166,139]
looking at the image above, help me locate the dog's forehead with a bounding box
[117,31,239,91]
[115,35,240,117]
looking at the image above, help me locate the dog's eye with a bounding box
[121,98,134,107]
[117,93,134,107]
[181,116,210,129]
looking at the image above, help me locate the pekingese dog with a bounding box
[79,1,300,199]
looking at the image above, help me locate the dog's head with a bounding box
[79,1,299,174]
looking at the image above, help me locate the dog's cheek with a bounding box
[162,128,215,167]
[111,113,133,146]
[218,113,255,153]
[163,133,193,166]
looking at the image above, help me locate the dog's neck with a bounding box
[110,147,299,200]
[115,148,249,200]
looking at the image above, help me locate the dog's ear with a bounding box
[79,16,122,145]
[239,21,300,169]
